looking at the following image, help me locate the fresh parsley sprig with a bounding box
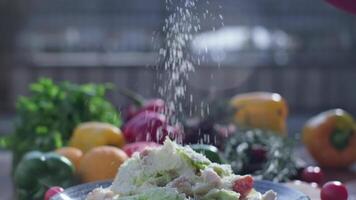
[1,78,121,169]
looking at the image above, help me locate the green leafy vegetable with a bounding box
[177,148,210,171]
[224,129,298,182]
[1,78,121,169]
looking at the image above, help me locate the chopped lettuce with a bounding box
[115,188,186,200]
[90,139,277,200]
[201,189,240,200]
[177,148,211,171]
[209,163,233,177]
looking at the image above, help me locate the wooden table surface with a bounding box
[0,148,355,200]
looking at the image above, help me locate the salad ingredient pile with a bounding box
[0,78,121,170]
[86,139,277,200]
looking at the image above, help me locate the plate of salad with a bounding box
[53,139,309,200]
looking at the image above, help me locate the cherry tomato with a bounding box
[44,186,64,200]
[301,166,324,185]
[233,175,254,199]
[122,142,161,157]
[321,181,348,200]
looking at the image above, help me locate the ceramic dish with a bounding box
[52,180,310,200]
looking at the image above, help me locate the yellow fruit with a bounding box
[69,122,125,153]
[56,147,83,171]
[230,92,288,135]
[78,146,128,183]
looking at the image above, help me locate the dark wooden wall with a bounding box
[1,0,356,115]
[0,0,26,114]
[7,64,356,116]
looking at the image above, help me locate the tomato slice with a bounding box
[233,175,254,199]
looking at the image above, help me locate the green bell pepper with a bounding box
[14,151,75,200]
[189,144,223,164]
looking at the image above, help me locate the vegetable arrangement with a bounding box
[0,78,121,169]
[1,80,353,200]
[2,80,184,194]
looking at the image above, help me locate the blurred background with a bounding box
[0,0,356,199]
[1,0,356,139]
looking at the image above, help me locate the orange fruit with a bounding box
[78,146,128,183]
[56,147,83,171]
[69,122,126,153]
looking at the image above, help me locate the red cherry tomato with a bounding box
[44,186,64,200]
[233,175,254,199]
[122,142,161,157]
[321,181,348,200]
[301,166,324,185]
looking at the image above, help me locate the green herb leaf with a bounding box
[6,78,122,170]
[224,129,298,182]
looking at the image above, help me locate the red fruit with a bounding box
[321,181,348,200]
[123,111,167,143]
[233,175,254,199]
[122,142,161,157]
[325,0,356,15]
[301,166,324,185]
[44,186,64,200]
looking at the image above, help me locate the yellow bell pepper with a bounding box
[302,109,356,168]
[69,122,125,152]
[230,92,288,135]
